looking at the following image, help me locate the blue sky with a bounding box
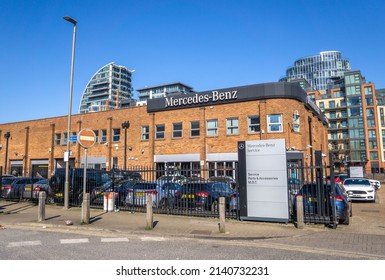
[1,0,384,124]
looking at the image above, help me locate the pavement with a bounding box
[1,194,385,259]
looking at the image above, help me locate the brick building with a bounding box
[0,82,329,179]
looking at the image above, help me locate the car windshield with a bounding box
[344,179,371,186]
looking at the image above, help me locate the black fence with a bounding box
[1,154,340,226]
[287,151,338,227]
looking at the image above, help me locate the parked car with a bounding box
[334,173,348,185]
[156,175,187,186]
[109,168,142,182]
[50,168,109,204]
[22,178,54,203]
[1,177,41,199]
[90,179,136,207]
[369,179,381,190]
[176,181,238,212]
[158,182,183,208]
[125,182,160,208]
[342,178,376,202]
[208,176,238,190]
[294,182,351,225]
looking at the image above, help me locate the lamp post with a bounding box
[63,16,77,209]
[4,132,10,174]
[121,121,130,170]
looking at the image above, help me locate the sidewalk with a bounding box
[1,200,322,240]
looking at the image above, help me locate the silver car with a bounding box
[343,178,376,202]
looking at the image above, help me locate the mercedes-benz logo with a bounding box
[238,143,245,150]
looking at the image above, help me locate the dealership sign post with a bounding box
[238,139,289,222]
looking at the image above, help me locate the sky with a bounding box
[1,0,384,124]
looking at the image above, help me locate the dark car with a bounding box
[176,181,238,212]
[22,178,54,203]
[208,176,238,190]
[1,177,41,199]
[294,182,351,225]
[90,179,137,207]
[50,168,109,205]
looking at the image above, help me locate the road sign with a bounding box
[69,135,78,142]
[77,128,96,149]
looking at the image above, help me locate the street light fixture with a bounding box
[4,132,10,174]
[63,16,77,209]
[121,121,130,170]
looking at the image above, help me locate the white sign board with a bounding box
[240,139,289,222]
[349,166,364,178]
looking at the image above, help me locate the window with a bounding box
[63,132,68,146]
[267,114,283,132]
[293,112,300,132]
[328,101,335,109]
[173,122,183,138]
[112,128,121,142]
[54,133,61,146]
[141,126,149,140]
[370,152,378,160]
[156,124,165,139]
[93,130,99,143]
[206,119,218,136]
[226,118,239,135]
[364,86,373,95]
[190,121,200,137]
[101,129,107,143]
[318,102,324,110]
[248,116,260,133]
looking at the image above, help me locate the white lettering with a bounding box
[164,90,238,108]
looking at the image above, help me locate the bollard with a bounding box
[81,193,90,224]
[296,195,304,229]
[219,197,226,233]
[146,194,153,230]
[38,191,46,222]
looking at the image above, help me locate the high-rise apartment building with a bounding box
[79,62,134,113]
[281,51,351,91]
[313,70,381,173]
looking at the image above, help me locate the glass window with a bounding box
[248,116,260,133]
[365,97,373,106]
[329,101,335,108]
[370,152,378,160]
[156,124,165,139]
[190,121,200,137]
[226,118,239,135]
[267,114,283,132]
[112,128,121,142]
[206,119,218,136]
[141,126,149,140]
[101,129,107,143]
[364,86,373,95]
[368,130,377,138]
[348,107,362,117]
[172,122,183,138]
[93,130,99,143]
[54,133,61,146]
[63,132,68,146]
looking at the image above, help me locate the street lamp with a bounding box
[63,16,77,209]
[121,121,130,170]
[4,132,10,174]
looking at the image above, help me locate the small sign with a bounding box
[69,135,78,142]
[77,128,96,149]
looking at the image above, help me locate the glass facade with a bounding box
[280,51,351,90]
[79,63,133,113]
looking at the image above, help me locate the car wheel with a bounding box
[46,196,55,204]
[342,214,350,225]
[211,200,218,213]
[159,198,168,209]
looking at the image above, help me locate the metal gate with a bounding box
[287,151,337,227]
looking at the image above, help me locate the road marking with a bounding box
[7,240,42,247]
[60,238,89,244]
[101,237,129,243]
[141,236,166,242]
